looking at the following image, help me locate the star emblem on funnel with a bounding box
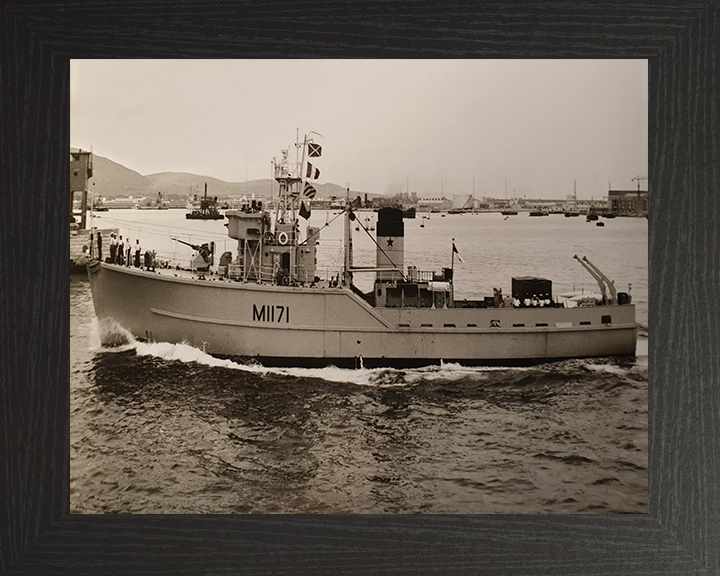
[387,238,394,247]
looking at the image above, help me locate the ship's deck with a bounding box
[103,261,340,290]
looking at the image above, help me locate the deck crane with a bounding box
[574,255,618,305]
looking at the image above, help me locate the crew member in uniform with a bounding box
[125,238,132,267]
[110,234,117,264]
[134,239,141,268]
[117,235,124,265]
[96,232,102,262]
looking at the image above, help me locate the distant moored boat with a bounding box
[186,183,225,220]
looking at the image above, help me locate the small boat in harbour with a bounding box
[136,191,169,210]
[186,183,224,220]
[92,197,109,212]
[87,134,637,368]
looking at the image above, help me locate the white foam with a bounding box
[134,340,273,372]
[274,360,529,387]
[89,317,137,351]
[586,363,629,376]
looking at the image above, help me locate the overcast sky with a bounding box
[71,59,647,199]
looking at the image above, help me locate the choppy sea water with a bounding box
[71,211,648,513]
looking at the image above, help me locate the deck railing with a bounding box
[225,263,340,286]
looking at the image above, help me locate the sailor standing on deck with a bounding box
[117,235,124,264]
[97,232,102,262]
[109,234,117,264]
[125,238,132,267]
[134,239,141,268]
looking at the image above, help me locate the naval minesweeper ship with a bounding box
[87,135,637,368]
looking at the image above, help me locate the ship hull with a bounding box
[88,262,637,367]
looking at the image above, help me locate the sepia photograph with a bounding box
[69,59,648,514]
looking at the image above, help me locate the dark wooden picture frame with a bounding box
[1,2,717,574]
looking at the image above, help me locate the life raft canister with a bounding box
[278,231,289,245]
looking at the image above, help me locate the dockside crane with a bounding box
[631,175,647,196]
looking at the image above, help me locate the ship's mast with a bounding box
[273,142,300,228]
[299,132,309,214]
[273,130,323,229]
[343,185,353,287]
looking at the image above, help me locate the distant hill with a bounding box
[89,154,148,197]
[145,172,273,199]
[86,153,380,200]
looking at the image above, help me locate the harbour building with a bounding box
[607,189,648,216]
